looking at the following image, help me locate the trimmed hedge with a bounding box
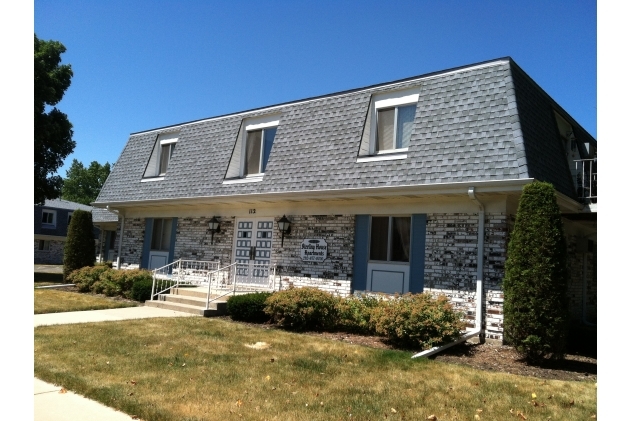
[66,266,155,302]
[264,287,339,331]
[371,293,465,349]
[227,292,273,323]
[335,294,381,334]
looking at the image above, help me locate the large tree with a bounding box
[35,34,75,205]
[62,159,111,205]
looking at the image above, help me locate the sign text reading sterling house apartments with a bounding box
[300,239,328,262]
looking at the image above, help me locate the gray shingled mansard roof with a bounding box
[95,57,596,207]
[92,207,120,223]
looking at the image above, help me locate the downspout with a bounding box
[412,187,485,358]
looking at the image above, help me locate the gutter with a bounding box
[412,187,486,358]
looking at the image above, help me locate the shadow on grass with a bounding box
[34,272,64,283]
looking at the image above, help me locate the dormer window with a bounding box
[357,87,419,162]
[244,127,277,176]
[224,114,280,183]
[376,104,415,152]
[143,132,179,180]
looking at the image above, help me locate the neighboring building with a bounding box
[34,199,97,264]
[93,57,597,340]
[93,207,121,263]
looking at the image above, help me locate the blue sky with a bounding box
[33,0,597,177]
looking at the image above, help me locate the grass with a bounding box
[34,288,138,314]
[34,317,597,421]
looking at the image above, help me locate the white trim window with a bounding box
[358,87,419,161]
[38,240,51,251]
[143,132,179,179]
[224,114,280,183]
[41,209,56,227]
[369,216,411,263]
[243,126,277,177]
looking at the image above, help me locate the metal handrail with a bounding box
[151,259,221,301]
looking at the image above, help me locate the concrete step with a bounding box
[145,299,227,317]
[171,286,226,299]
[162,293,218,307]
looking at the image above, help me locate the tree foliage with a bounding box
[503,181,569,362]
[62,159,111,205]
[63,210,95,281]
[35,34,75,205]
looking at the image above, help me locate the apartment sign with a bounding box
[300,239,328,262]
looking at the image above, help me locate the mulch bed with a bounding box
[217,317,596,383]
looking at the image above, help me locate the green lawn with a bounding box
[34,288,138,314]
[34,317,597,421]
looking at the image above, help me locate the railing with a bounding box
[204,262,277,309]
[574,159,597,203]
[150,259,277,309]
[150,259,221,301]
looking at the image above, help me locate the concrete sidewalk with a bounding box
[35,305,198,327]
[35,306,199,420]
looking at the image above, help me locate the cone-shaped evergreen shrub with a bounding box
[503,181,569,361]
[63,209,95,281]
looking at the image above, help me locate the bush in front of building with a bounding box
[503,181,570,362]
[371,293,465,349]
[335,294,382,334]
[227,292,274,323]
[67,265,111,292]
[63,209,95,281]
[264,287,340,331]
[67,266,155,301]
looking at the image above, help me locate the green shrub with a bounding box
[264,287,340,331]
[227,292,273,323]
[503,181,569,362]
[130,278,154,302]
[67,265,110,292]
[63,210,95,281]
[371,293,465,349]
[335,294,381,334]
[67,265,154,301]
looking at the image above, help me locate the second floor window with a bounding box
[376,104,416,152]
[41,210,56,227]
[244,127,277,176]
[143,132,179,179]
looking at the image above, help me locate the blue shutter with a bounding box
[168,218,178,264]
[141,218,154,269]
[409,214,426,293]
[352,215,370,292]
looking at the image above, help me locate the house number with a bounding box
[249,209,256,214]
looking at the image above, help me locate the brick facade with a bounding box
[110,210,595,342]
[34,239,65,264]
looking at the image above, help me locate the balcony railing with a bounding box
[574,159,597,203]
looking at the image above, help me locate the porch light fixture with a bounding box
[208,216,221,245]
[277,215,291,247]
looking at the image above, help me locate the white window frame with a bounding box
[142,132,179,180]
[368,88,419,156]
[41,209,56,227]
[38,239,51,251]
[158,138,177,176]
[239,116,279,179]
